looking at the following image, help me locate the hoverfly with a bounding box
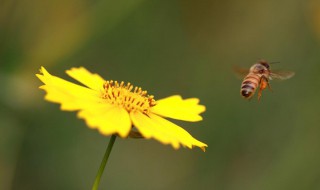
[237,60,295,100]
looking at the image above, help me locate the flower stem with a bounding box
[91,135,117,190]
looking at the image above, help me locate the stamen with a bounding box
[102,80,156,114]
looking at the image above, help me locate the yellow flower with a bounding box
[36,67,207,151]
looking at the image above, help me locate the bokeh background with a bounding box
[1,0,320,189]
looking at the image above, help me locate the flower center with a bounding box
[102,80,156,114]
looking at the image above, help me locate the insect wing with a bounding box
[233,66,249,79]
[269,71,295,80]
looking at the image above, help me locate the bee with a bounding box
[238,60,295,100]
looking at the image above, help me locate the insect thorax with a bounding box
[250,63,270,77]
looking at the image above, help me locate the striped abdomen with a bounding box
[240,73,260,99]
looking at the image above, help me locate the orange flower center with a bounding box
[102,80,156,113]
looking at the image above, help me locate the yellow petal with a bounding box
[66,67,106,92]
[36,66,101,111]
[151,95,206,122]
[148,113,207,151]
[130,111,180,149]
[78,105,132,138]
[130,111,207,151]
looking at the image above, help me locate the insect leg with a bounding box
[257,77,264,101]
[257,76,269,100]
[266,79,272,92]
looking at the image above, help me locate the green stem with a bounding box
[91,135,117,190]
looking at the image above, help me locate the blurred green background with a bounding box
[1,0,320,189]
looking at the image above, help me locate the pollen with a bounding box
[102,80,156,114]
